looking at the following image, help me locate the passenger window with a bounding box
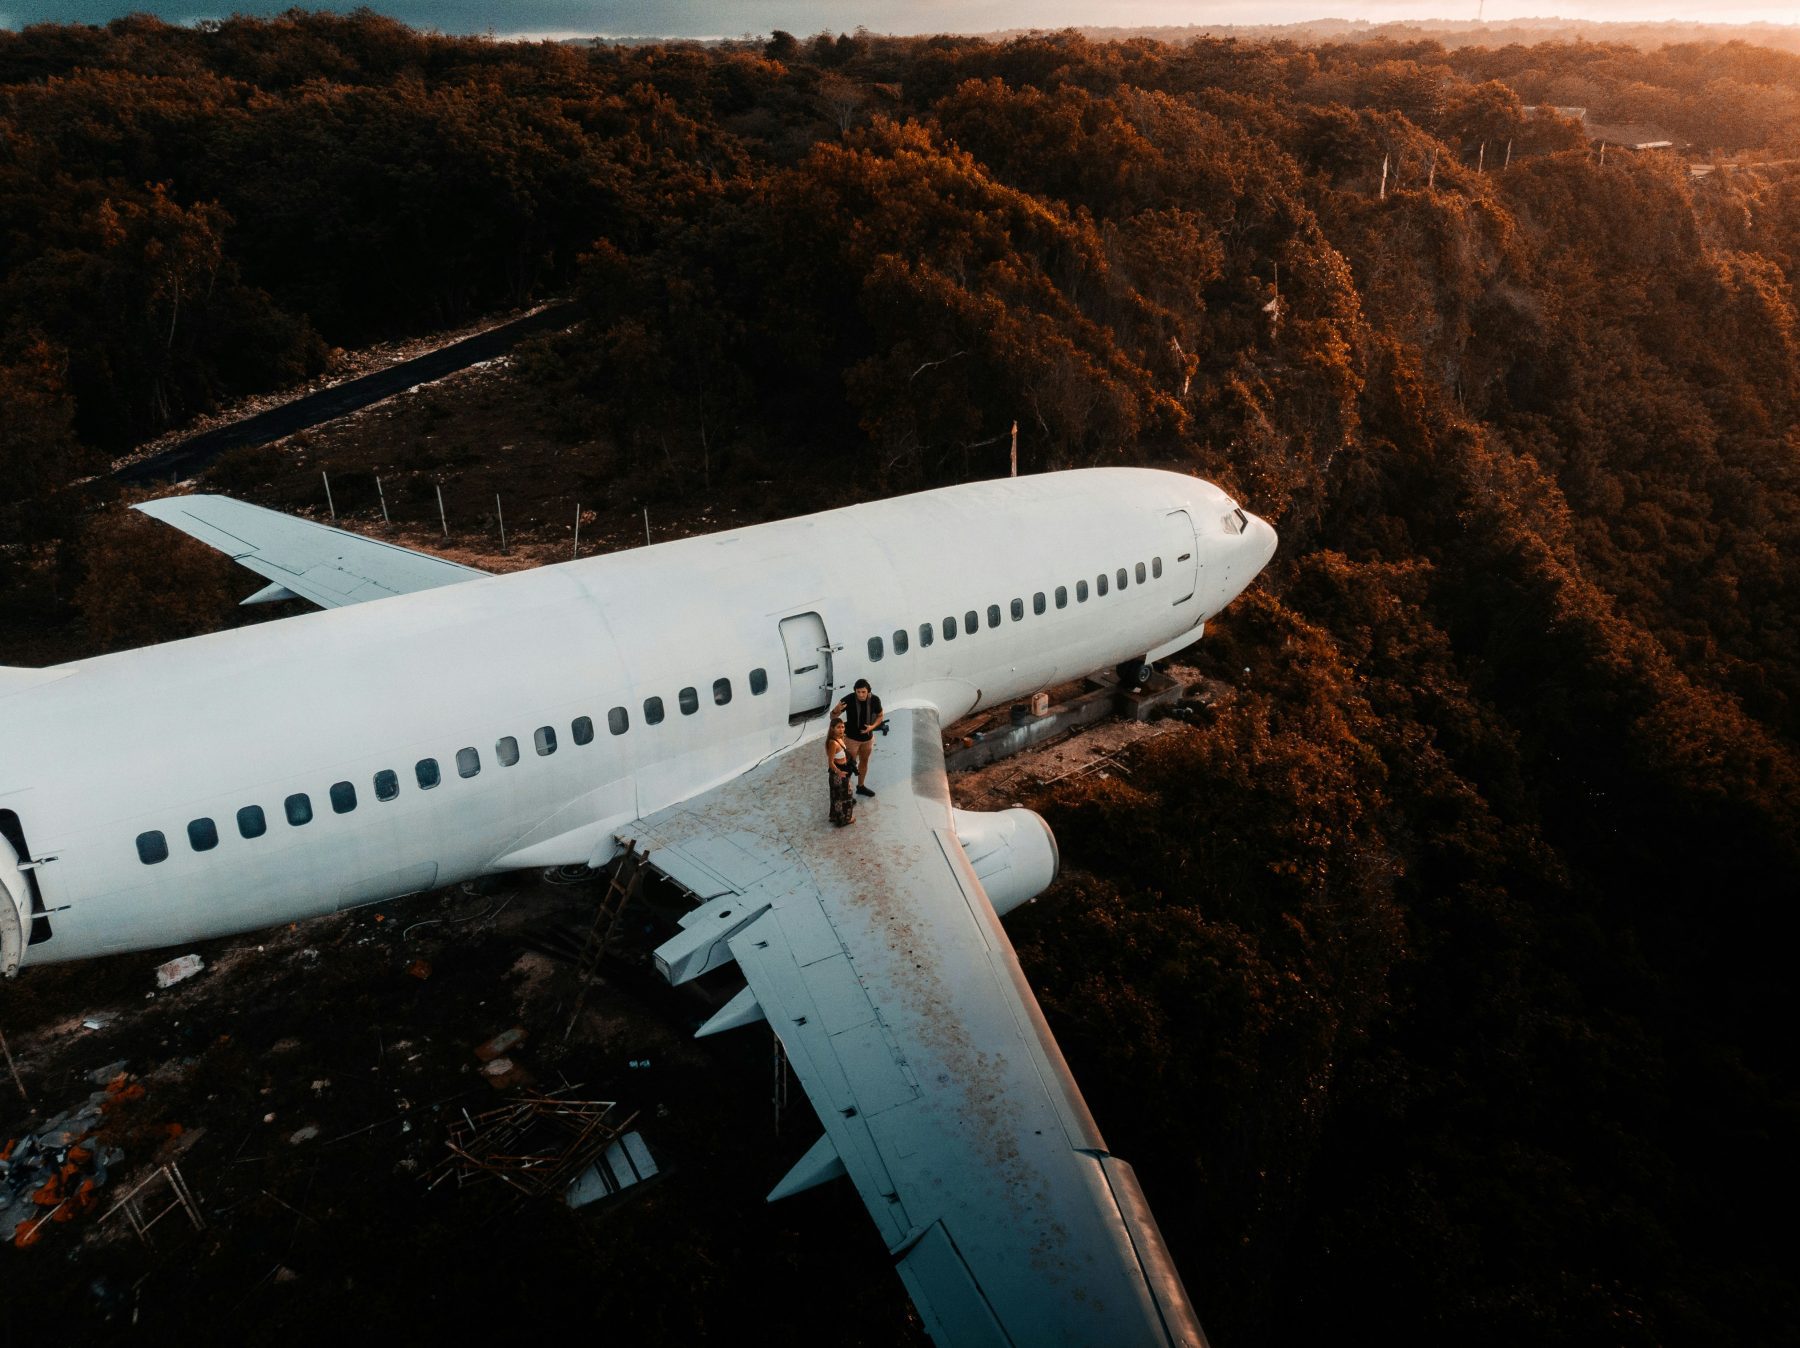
[331,780,357,812]
[456,748,480,779]
[286,792,313,825]
[1011,598,1024,621]
[1032,593,1045,616]
[919,622,934,648]
[1135,562,1147,583]
[985,604,999,628]
[1077,580,1089,602]
[943,616,957,640]
[238,804,268,837]
[496,737,520,766]
[416,759,440,790]
[374,770,399,801]
[1097,574,1109,596]
[136,831,168,865]
[608,707,629,735]
[644,697,664,725]
[893,629,909,655]
[749,668,768,695]
[714,677,732,706]
[1056,586,1068,609]
[535,726,557,754]
[188,817,219,852]
[965,610,979,635]
[572,716,594,745]
[678,687,699,716]
[868,636,883,661]
[1152,556,1163,578]
[1117,567,1129,589]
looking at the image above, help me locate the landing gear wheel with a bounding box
[1117,658,1152,690]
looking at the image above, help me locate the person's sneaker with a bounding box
[856,784,876,797]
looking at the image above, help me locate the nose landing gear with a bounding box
[1116,657,1153,691]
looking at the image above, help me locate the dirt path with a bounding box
[115,301,580,486]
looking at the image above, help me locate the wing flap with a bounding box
[896,1223,1014,1348]
[133,494,487,609]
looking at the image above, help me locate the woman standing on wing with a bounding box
[826,717,856,827]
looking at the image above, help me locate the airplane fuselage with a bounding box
[0,468,1276,972]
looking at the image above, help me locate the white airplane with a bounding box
[0,467,1275,1346]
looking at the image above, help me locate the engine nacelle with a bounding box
[951,807,1060,917]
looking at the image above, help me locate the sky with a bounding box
[3,0,1798,34]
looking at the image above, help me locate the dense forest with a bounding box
[2,12,1798,1344]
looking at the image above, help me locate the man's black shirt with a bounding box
[843,693,883,741]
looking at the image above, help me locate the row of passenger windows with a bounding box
[865,557,1163,661]
[134,666,774,865]
[136,554,1169,864]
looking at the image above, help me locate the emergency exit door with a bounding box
[779,612,834,721]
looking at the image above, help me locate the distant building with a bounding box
[1585,122,1678,152]
[1562,107,1681,152]
[1531,106,1681,153]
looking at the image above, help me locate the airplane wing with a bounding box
[133,494,487,608]
[634,708,1205,1347]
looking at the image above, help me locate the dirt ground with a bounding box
[109,301,573,478]
[131,347,849,570]
[0,865,925,1343]
[947,663,1218,812]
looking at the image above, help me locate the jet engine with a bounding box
[950,807,1059,917]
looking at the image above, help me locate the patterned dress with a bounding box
[828,746,856,827]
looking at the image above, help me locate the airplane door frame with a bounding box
[779,611,836,722]
[1166,509,1200,605]
[0,808,51,975]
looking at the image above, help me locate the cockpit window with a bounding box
[1224,508,1248,534]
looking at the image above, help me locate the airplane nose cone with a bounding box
[1250,512,1278,568]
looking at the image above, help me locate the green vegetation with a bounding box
[1,14,1796,1343]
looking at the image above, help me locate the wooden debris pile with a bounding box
[425,1088,637,1205]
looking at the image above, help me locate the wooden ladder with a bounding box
[563,844,645,1040]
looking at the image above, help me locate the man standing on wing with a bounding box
[833,678,884,798]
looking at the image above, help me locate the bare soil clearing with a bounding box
[0,867,923,1342]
